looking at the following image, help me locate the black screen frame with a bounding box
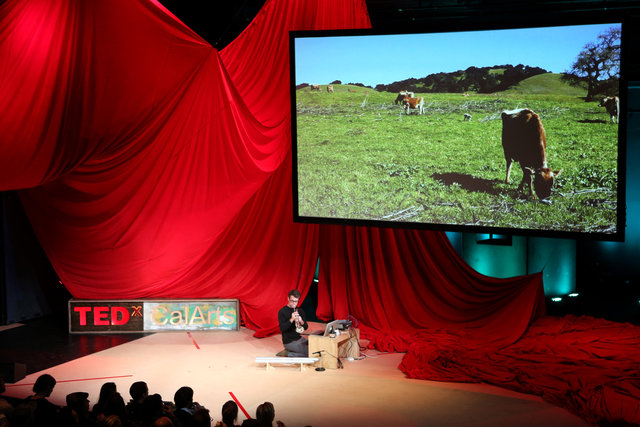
[290,12,629,242]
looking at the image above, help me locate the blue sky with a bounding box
[294,23,620,87]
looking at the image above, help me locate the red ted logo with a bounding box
[74,306,130,326]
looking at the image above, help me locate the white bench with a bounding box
[255,356,319,372]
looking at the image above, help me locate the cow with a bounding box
[327,84,334,93]
[310,84,321,92]
[599,96,619,124]
[402,97,424,115]
[463,113,472,121]
[501,108,562,200]
[394,91,414,105]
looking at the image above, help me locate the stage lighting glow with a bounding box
[551,297,563,302]
[568,293,579,297]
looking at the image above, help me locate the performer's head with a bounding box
[287,289,301,308]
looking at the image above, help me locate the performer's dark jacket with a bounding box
[278,305,308,344]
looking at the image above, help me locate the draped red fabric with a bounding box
[316,225,545,347]
[1,0,546,343]
[396,316,640,425]
[0,0,368,332]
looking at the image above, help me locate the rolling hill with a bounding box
[502,73,587,96]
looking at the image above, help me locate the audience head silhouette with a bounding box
[4,378,289,427]
[32,373,56,396]
[129,381,149,403]
[174,386,194,409]
[222,400,238,427]
[256,402,275,427]
[192,406,211,427]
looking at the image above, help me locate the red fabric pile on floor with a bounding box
[364,315,640,425]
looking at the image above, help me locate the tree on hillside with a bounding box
[478,73,499,93]
[374,64,548,94]
[562,27,620,101]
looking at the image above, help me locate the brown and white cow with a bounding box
[402,97,424,115]
[327,84,334,93]
[310,84,321,92]
[394,91,414,105]
[501,109,562,200]
[599,96,619,124]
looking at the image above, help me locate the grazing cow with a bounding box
[394,91,415,105]
[310,84,321,92]
[599,96,619,124]
[463,113,472,121]
[501,109,562,200]
[327,84,334,93]
[402,97,424,115]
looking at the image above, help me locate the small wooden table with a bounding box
[308,328,360,369]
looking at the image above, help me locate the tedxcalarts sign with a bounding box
[68,299,239,333]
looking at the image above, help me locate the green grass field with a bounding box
[295,76,619,234]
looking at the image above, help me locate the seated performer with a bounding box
[277,289,309,357]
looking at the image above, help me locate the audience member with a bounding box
[221,400,238,427]
[126,381,149,424]
[0,377,13,427]
[92,382,127,422]
[5,377,295,427]
[13,373,60,427]
[153,416,174,427]
[192,407,211,427]
[58,391,92,427]
[96,414,124,427]
[174,386,204,427]
[141,393,169,426]
[255,402,274,427]
[93,382,116,416]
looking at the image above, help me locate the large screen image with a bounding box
[291,21,625,240]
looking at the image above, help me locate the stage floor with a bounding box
[1,320,588,427]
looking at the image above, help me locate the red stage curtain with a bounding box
[0,0,368,333]
[317,225,545,347]
[0,0,544,341]
[0,0,546,344]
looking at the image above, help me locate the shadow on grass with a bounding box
[577,118,608,124]
[431,172,506,196]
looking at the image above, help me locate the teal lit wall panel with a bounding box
[461,233,527,278]
[528,238,576,296]
[445,231,463,254]
[445,232,577,295]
